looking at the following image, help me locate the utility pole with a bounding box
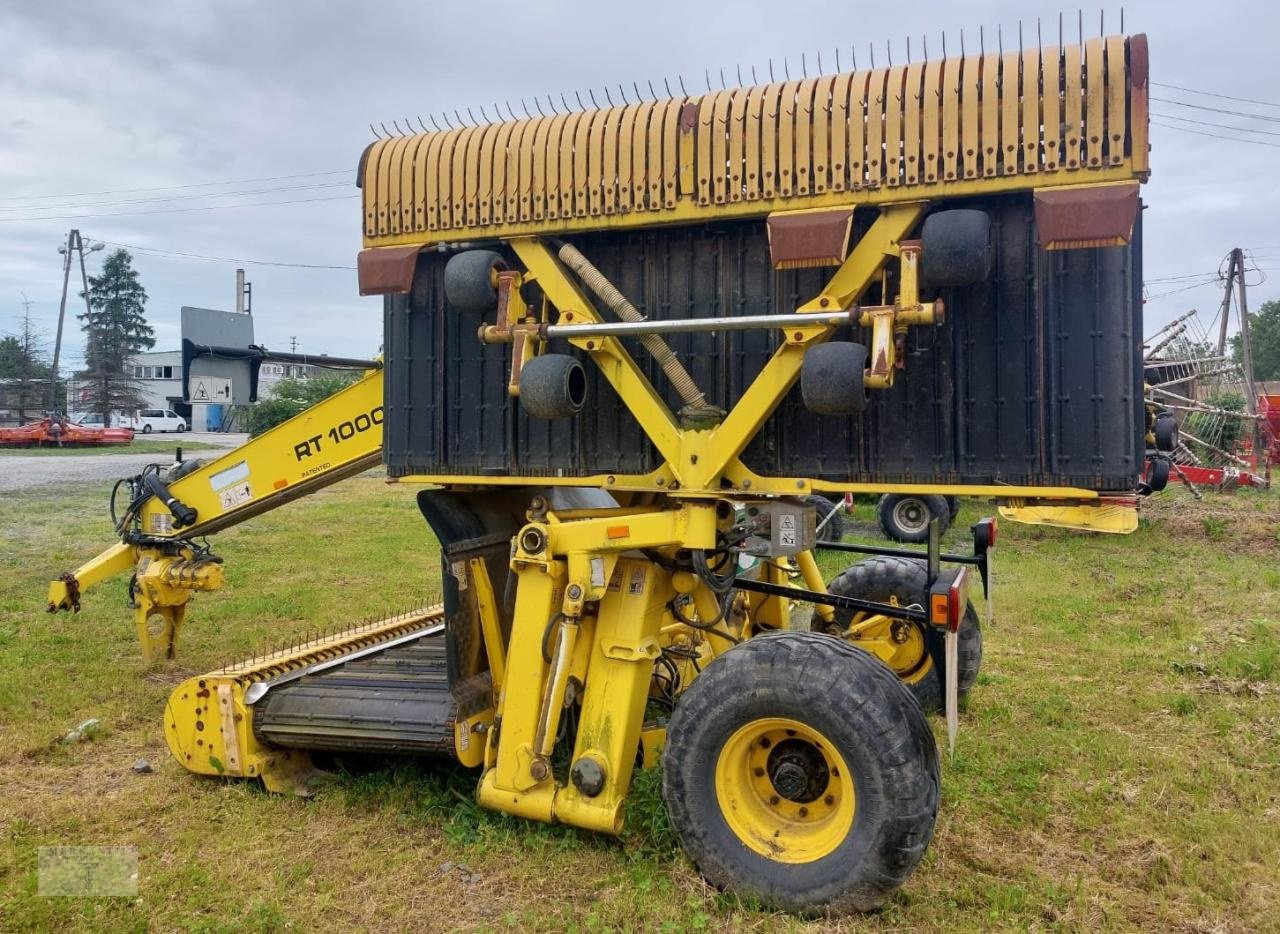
[48,229,104,412]
[1215,250,1238,357]
[49,231,75,411]
[290,336,298,354]
[1233,247,1257,416]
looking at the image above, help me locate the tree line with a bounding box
[2,249,153,424]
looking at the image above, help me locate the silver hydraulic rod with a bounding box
[545,309,855,339]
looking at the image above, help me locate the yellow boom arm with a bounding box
[47,366,385,660]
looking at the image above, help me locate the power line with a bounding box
[1145,279,1223,301]
[1145,271,1222,284]
[0,169,349,203]
[1150,111,1280,138]
[0,182,351,213]
[98,240,355,271]
[1149,96,1280,125]
[1150,121,1280,150]
[0,193,360,224]
[1151,81,1280,111]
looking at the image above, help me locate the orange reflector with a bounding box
[930,593,950,627]
[273,479,288,490]
[606,525,630,539]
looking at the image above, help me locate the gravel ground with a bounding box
[0,433,246,493]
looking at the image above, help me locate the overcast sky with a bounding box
[2,0,1277,370]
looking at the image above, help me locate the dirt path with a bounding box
[0,433,246,493]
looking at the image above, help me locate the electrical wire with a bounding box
[97,240,355,271]
[1150,121,1280,150]
[0,193,359,224]
[0,169,349,203]
[1151,81,1280,111]
[1150,112,1280,138]
[0,182,352,213]
[1149,97,1280,125]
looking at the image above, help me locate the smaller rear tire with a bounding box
[877,493,950,543]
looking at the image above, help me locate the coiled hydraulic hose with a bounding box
[554,240,720,420]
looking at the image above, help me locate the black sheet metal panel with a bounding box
[383,193,1143,490]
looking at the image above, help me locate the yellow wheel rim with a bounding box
[714,717,855,864]
[842,613,933,685]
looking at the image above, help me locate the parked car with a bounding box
[128,408,187,433]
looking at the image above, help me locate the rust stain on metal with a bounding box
[357,245,421,295]
[766,208,854,269]
[1034,182,1139,250]
[679,102,698,133]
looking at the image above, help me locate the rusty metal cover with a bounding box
[766,208,854,269]
[358,245,421,295]
[1035,183,1140,250]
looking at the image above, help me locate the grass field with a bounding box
[0,439,220,457]
[1,477,1277,931]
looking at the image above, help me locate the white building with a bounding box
[69,349,341,430]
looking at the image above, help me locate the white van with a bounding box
[129,408,187,433]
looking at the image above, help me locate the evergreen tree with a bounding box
[1230,299,1280,383]
[78,249,154,423]
[0,304,52,421]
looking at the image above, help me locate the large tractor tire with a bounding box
[811,556,982,713]
[806,494,844,543]
[877,493,950,543]
[662,631,939,915]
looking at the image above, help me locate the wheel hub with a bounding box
[894,498,928,532]
[714,717,856,864]
[767,738,829,803]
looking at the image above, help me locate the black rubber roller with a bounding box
[921,209,993,289]
[801,342,869,416]
[444,250,506,312]
[520,353,587,419]
[1154,413,1179,453]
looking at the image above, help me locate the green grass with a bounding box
[0,439,220,457]
[1,479,1277,930]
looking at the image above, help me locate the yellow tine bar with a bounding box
[794,77,819,196]
[1084,36,1106,169]
[922,58,942,183]
[829,72,852,192]
[761,82,781,198]
[941,54,961,181]
[1105,34,1128,166]
[981,52,999,178]
[778,78,800,197]
[865,67,886,187]
[660,98,679,207]
[1042,46,1061,170]
[743,82,767,199]
[961,54,980,180]
[728,84,750,201]
[847,69,869,188]
[1000,50,1022,176]
[1063,41,1083,170]
[1021,45,1040,173]
[884,65,905,187]
[903,61,924,185]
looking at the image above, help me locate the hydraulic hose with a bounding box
[554,241,718,417]
[141,472,198,528]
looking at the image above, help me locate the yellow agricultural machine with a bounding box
[50,32,1150,914]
